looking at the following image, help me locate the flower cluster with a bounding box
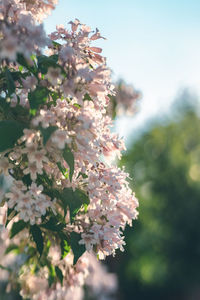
[108,80,141,117]
[0,1,139,299]
[19,252,117,300]
[21,0,58,22]
[0,0,49,61]
[6,181,54,225]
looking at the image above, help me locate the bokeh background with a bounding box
[106,92,200,300]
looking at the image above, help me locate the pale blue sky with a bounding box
[44,0,200,139]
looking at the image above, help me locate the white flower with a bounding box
[51,130,71,149]
[0,157,12,175]
[45,67,63,85]
[0,36,19,61]
[79,233,97,251]
[23,162,43,181]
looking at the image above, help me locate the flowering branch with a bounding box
[0,1,139,299]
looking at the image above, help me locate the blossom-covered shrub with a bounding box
[108,80,141,118]
[0,1,139,299]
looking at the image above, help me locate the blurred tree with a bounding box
[107,93,200,300]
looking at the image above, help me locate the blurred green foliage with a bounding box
[108,96,200,299]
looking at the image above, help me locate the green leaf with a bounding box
[70,232,85,265]
[73,103,81,109]
[5,244,19,255]
[30,225,44,257]
[63,145,74,182]
[10,71,24,82]
[41,239,51,260]
[55,266,64,285]
[0,96,9,112]
[75,189,90,205]
[57,162,69,179]
[41,217,65,232]
[22,174,32,186]
[6,208,18,227]
[17,53,36,74]
[0,120,25,152]
[28,87,49,110]
[40,126,58,145]
[5,69,15,95]
[52,41,61,48]
[37,55,59,74]
[29,109,37,116]
[10,103,29,118]
[83,93,93,101]
[48,264,56,286]
[60,188,89,220]
[0,264,11,272]
[60,233,71,259]
[77,172,88,179]
[50,91,59,104]
[10,220,27,239]
[37,171,53,187]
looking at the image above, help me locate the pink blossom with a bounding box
[0,157,13,175]
[45,67,63,85]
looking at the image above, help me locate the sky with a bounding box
[44,0,200,140]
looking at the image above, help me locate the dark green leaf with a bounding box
[77,172,88,179]
[28,87,49,110]
[70,232,85,265]
[10,220,27,239]
[40,126,58,145]
[0,120,25,152]
[10,104,29,118]
[63,145,74,182]
[50,91,59,104]
[5,69,15,95]
[83,93,93,101]
[10,71,24,82]
[36,171,53,187]
[55,266,64,285]
[0,96,9,112]
[22,174,32,186]
[75,189,90,205]
[7,208,13,217]
[26,246,36,258]
[41,217,65,232]
[17,53,36,74]
[60,188,89,220]
[37,55,59,74]
[30,225,44,257]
